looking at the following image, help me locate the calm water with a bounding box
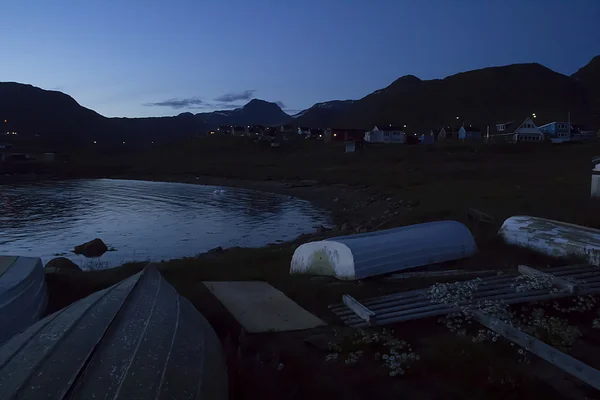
[0,179,330,269]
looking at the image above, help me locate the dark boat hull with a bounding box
[0,264,227,400]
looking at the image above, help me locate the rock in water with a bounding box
[73,238,108,258]
[46,257,81,272]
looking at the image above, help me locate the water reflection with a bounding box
[0,179,330,269]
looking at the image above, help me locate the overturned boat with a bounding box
[0,256,47,343]
[0,264,228,400]
[291,221,478,280]
[499,216,600,265]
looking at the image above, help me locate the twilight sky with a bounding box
[1,0,599,118]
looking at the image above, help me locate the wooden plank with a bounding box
[204,281,325,333]
[342,295,376,325]
[518,265,577,294]
[384,269,501,281]
[472,310,600,391]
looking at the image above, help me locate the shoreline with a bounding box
[2,172,396,228]
[3,173,413,273]
[110,173,398,228]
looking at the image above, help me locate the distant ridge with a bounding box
[294,59,599,130]
[1,56,598,143]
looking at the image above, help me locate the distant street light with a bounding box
[93,140,97,144]
[403,124,407,128]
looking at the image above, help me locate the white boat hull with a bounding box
[499,216,600,265]
[291,221,478,280]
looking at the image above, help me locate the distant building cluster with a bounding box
[0,142,57,163]
[206,114,598,147]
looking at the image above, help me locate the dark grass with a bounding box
[44,242,600,399]
[41,139,600,398]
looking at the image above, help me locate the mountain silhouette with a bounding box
[292,100,355,128]
[1,56,599,143]
[0,82,109,142]
[196,99,290,127]
[572,55,600,117]
[295,61,598,130]
[0,84,291,143]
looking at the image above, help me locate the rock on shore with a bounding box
[46,257,82,272]
[73,238,109,258]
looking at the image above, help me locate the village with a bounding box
[209,115,599,149]
[1,112,599,166]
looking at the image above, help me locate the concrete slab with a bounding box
[203,281,326,333]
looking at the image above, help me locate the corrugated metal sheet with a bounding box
[0,264,228,400]
[0,256,47,343]
[499,216,600,265]
[330,264,600,327]
[291,221,477,280]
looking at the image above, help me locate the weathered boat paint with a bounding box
[0,264,227,400]
[499,216,600,265]
[291,221,478,280]
[0,256,47,343]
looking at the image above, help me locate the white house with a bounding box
[437,128,447,142]
[493,118,544,143]
[512,118,544,142]
[298,127,311,136]
[365,125,406,144]
[437,127,458,142]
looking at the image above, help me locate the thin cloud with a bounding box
[214,103,242,110]
[214,89,256,103]
[144,97,206,109]
[275,101,286,109]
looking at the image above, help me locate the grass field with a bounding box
[41,137,600,398]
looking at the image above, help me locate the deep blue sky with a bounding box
[1,0,599,117]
